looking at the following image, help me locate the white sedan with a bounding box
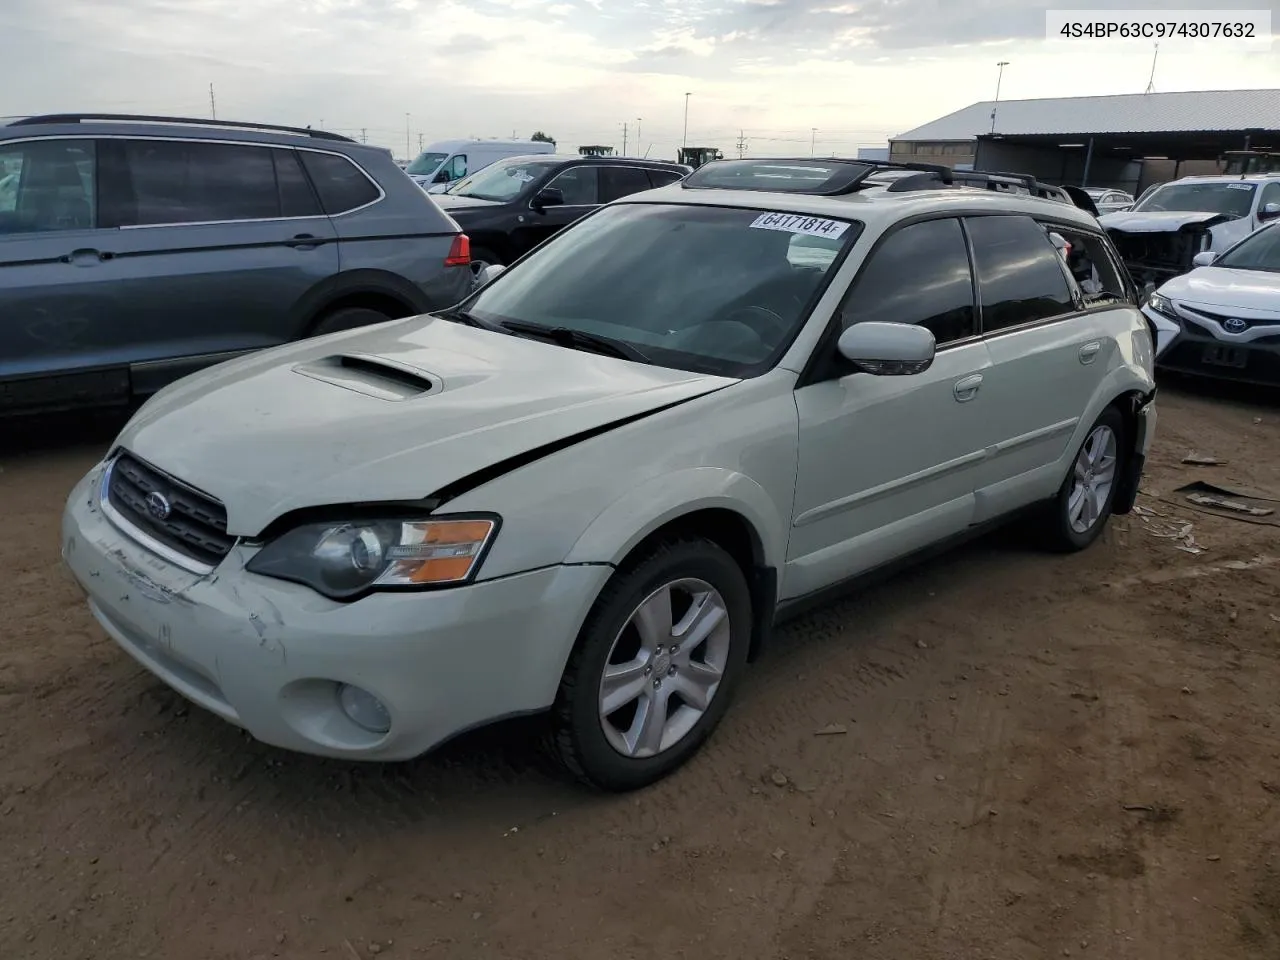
[1143,222,1280,385]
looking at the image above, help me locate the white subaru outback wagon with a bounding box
[62,158,1158,791]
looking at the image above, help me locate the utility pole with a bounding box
[405,113,411,162]
[360,128,367,143]
[990,61,1009,134]
[209,83,216,120]
[636,118,642,151]
[418,133,425,152]
[1145,42,1159,93]
[621,122,628,156]
[682,92,691,148]
[811,128,817,157]
[736,129,747,158]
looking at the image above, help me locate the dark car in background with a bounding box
[0,114,472,416]
[434,154,691,275]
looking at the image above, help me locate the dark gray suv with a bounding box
[0,114,472,415]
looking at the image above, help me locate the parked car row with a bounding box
[60,155,1159,790]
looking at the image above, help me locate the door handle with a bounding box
[59,248,112,265]
[953,373,983,402]
[284,234,323,249]
[1079,341,1102,364]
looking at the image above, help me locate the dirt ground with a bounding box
[1,381,1278,960]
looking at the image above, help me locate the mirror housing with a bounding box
[836,322,936,375]
[433,169,451,184]
[1259,201,1280,221]
[532,186,565,210]
[1191,251,1218,268]
[474,263,506,288]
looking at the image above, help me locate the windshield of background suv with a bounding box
[1215,224,1280,273]
[1133,182,1256,218]
[460,203,860,377]
[405,152,449,176]
[447,158,559,201]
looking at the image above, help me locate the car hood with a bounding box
[1098,210,1235,232]
[1160,266,1280,313]
[433,194,504,211]
[116,318,735,536]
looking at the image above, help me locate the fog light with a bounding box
[337,683,391,735]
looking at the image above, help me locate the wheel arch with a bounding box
[290,269,432,338]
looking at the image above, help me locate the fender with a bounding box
[287,269,431,336]
[564,467,789,581]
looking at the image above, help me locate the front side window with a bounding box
[460,203,861,377]
[1259,181,1280,213]
[445,154,467,180]
[1215,223,1280,273]
[1133,181,1257,219]
[546,166,599,205]
[447,157,559,202]
[0,139,96,234]
[839,218,976,344]
[966,215,1075,333]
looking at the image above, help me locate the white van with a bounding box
[404,139,556,193]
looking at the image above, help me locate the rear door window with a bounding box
[0,138,96,234]
[965,215,1076,333]
[298,150,381,215]
[599,166,654,203]
[107,139,281,226]
[839,217,976,345]
[545,165,599,205]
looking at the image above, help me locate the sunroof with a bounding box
[681,158,878,195]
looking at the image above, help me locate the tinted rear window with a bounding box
[965,215,1075,332]
[298,151,380,215]
[108,139,281,225]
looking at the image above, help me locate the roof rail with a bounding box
[7,113,357,143]
[680,157,956,196]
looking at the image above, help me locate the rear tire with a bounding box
[550,538,752,792]
[309,306,395,337]
[1039,406,1127,553]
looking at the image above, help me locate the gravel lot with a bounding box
[2,381,1278,960]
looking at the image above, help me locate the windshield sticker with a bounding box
[750,212,850,239]
[1227,183,1254,190]
[510,170,535,182]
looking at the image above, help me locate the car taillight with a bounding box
[445,234,471,267]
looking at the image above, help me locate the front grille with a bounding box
[105,453,234,567]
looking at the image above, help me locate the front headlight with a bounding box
[246,515,499,600]
[1146,292,1178,319]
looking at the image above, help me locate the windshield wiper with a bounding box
[436,307,507,333]
[500,320,650,363]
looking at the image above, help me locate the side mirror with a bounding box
[1259,202,1280,221]
[532,186,565,210]
[836,322,936,375]
[474,263,506,288]
[1191,251,1218,267]
[433,169,451,184]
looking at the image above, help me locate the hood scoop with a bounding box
[292,353,439,401]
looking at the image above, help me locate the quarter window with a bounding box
[273,149,322,218]
[839,217,976,344]
[545,165,599,205]
[965,215,1075,333]
[1042,225,1127,306]
[298,150,381,214]
[599,166,654,202]
[0,139,96,234]
[647,169,685,188]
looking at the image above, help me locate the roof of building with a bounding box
[894,89,1280,142]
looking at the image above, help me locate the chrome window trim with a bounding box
[0,133,387,224]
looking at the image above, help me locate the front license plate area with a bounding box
[1203,344,1248,368]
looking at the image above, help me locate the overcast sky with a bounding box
[1,0,1277,160]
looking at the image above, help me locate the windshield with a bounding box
[1134,182,1256,218]
[1216,224,1280,273]
[405,152,449,176]
[447,157,559,201]
[460,203,860,377]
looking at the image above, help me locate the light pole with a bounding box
[811,127,817,157]
[405,112,411,162]
[682,93,691,149]
[990,61,1009,134]
[636,117,642,151]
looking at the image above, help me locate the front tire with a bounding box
[1040,406,1126,552]
[550,538,753,791]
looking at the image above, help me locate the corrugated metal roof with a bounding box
[894,89,1280,141]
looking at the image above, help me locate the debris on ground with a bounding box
[1173,481,1280,527]
[1182,453,1227,466]
[1186,492,1274,518]
[1135,509,1205,554]
[815,724,849,736]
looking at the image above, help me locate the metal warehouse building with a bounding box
[890,88,1280,195]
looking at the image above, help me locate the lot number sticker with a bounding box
[750,212,849,239]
